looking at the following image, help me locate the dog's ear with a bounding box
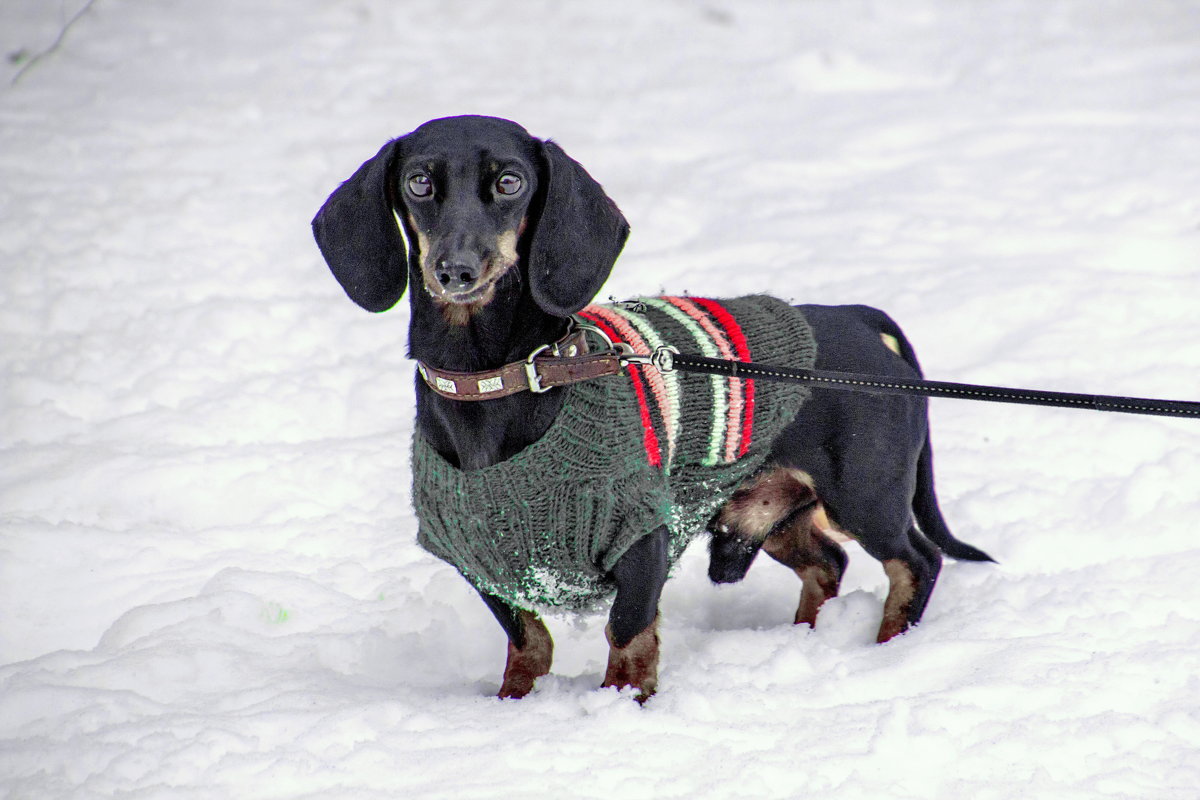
[527,140,630,317]
[312,138,409,313]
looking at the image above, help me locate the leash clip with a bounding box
[620,345,679,374]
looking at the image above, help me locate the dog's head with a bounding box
[312,115,629,320]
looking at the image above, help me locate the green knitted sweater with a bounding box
[412,295,816,610]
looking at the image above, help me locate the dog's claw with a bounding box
[601,679,656,705]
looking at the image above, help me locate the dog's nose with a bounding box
[435,255,482,293]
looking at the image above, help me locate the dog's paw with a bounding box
[707,531,761,584]
[498,675,538,700]
[497,626,552,699]
[603,622,659,703]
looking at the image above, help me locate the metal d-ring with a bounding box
[570,320,617,353]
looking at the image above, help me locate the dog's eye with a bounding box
[408,174,433,198]
[496,173,523,196]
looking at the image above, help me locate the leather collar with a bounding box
[416,324,625,401]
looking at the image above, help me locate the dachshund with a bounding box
[312,115,993,701]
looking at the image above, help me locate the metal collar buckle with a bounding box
[524,343,553,393]
[524,321,594,393]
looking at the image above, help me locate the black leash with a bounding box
[626,348,1200,420]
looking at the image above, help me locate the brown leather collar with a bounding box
[416,325,625,401]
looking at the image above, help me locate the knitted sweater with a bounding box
[412,295,816,610]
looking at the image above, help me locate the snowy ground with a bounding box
[3,0,1199,797]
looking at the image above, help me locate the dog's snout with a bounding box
[435,254,482,293]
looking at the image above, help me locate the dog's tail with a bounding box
[912,437,995,562]
[864,307,997,564]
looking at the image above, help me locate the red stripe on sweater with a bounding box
[692,298,755,457]
[664,295,745,463]
[577,311,662,468]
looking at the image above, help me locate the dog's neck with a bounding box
[408,292,572,471]
[407,293,567,372]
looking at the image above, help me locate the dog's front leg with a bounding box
[477,591,553,699]
[603,526,669,702]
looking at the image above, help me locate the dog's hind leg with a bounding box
[850,523,942,643]
[707,467,820,585]
[875,527,943,643]
[761,509,848,627]
[478,591,553,699]
[801,459,943,642]
[603,526,669,702]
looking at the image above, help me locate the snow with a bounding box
[2,0,1199,797]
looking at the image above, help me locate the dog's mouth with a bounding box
[420,256,518,324]
[435,279,500,306]
[422,258,510,302]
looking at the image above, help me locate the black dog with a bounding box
[313,115,992,701]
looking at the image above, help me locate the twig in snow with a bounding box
[9,0,101,86]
